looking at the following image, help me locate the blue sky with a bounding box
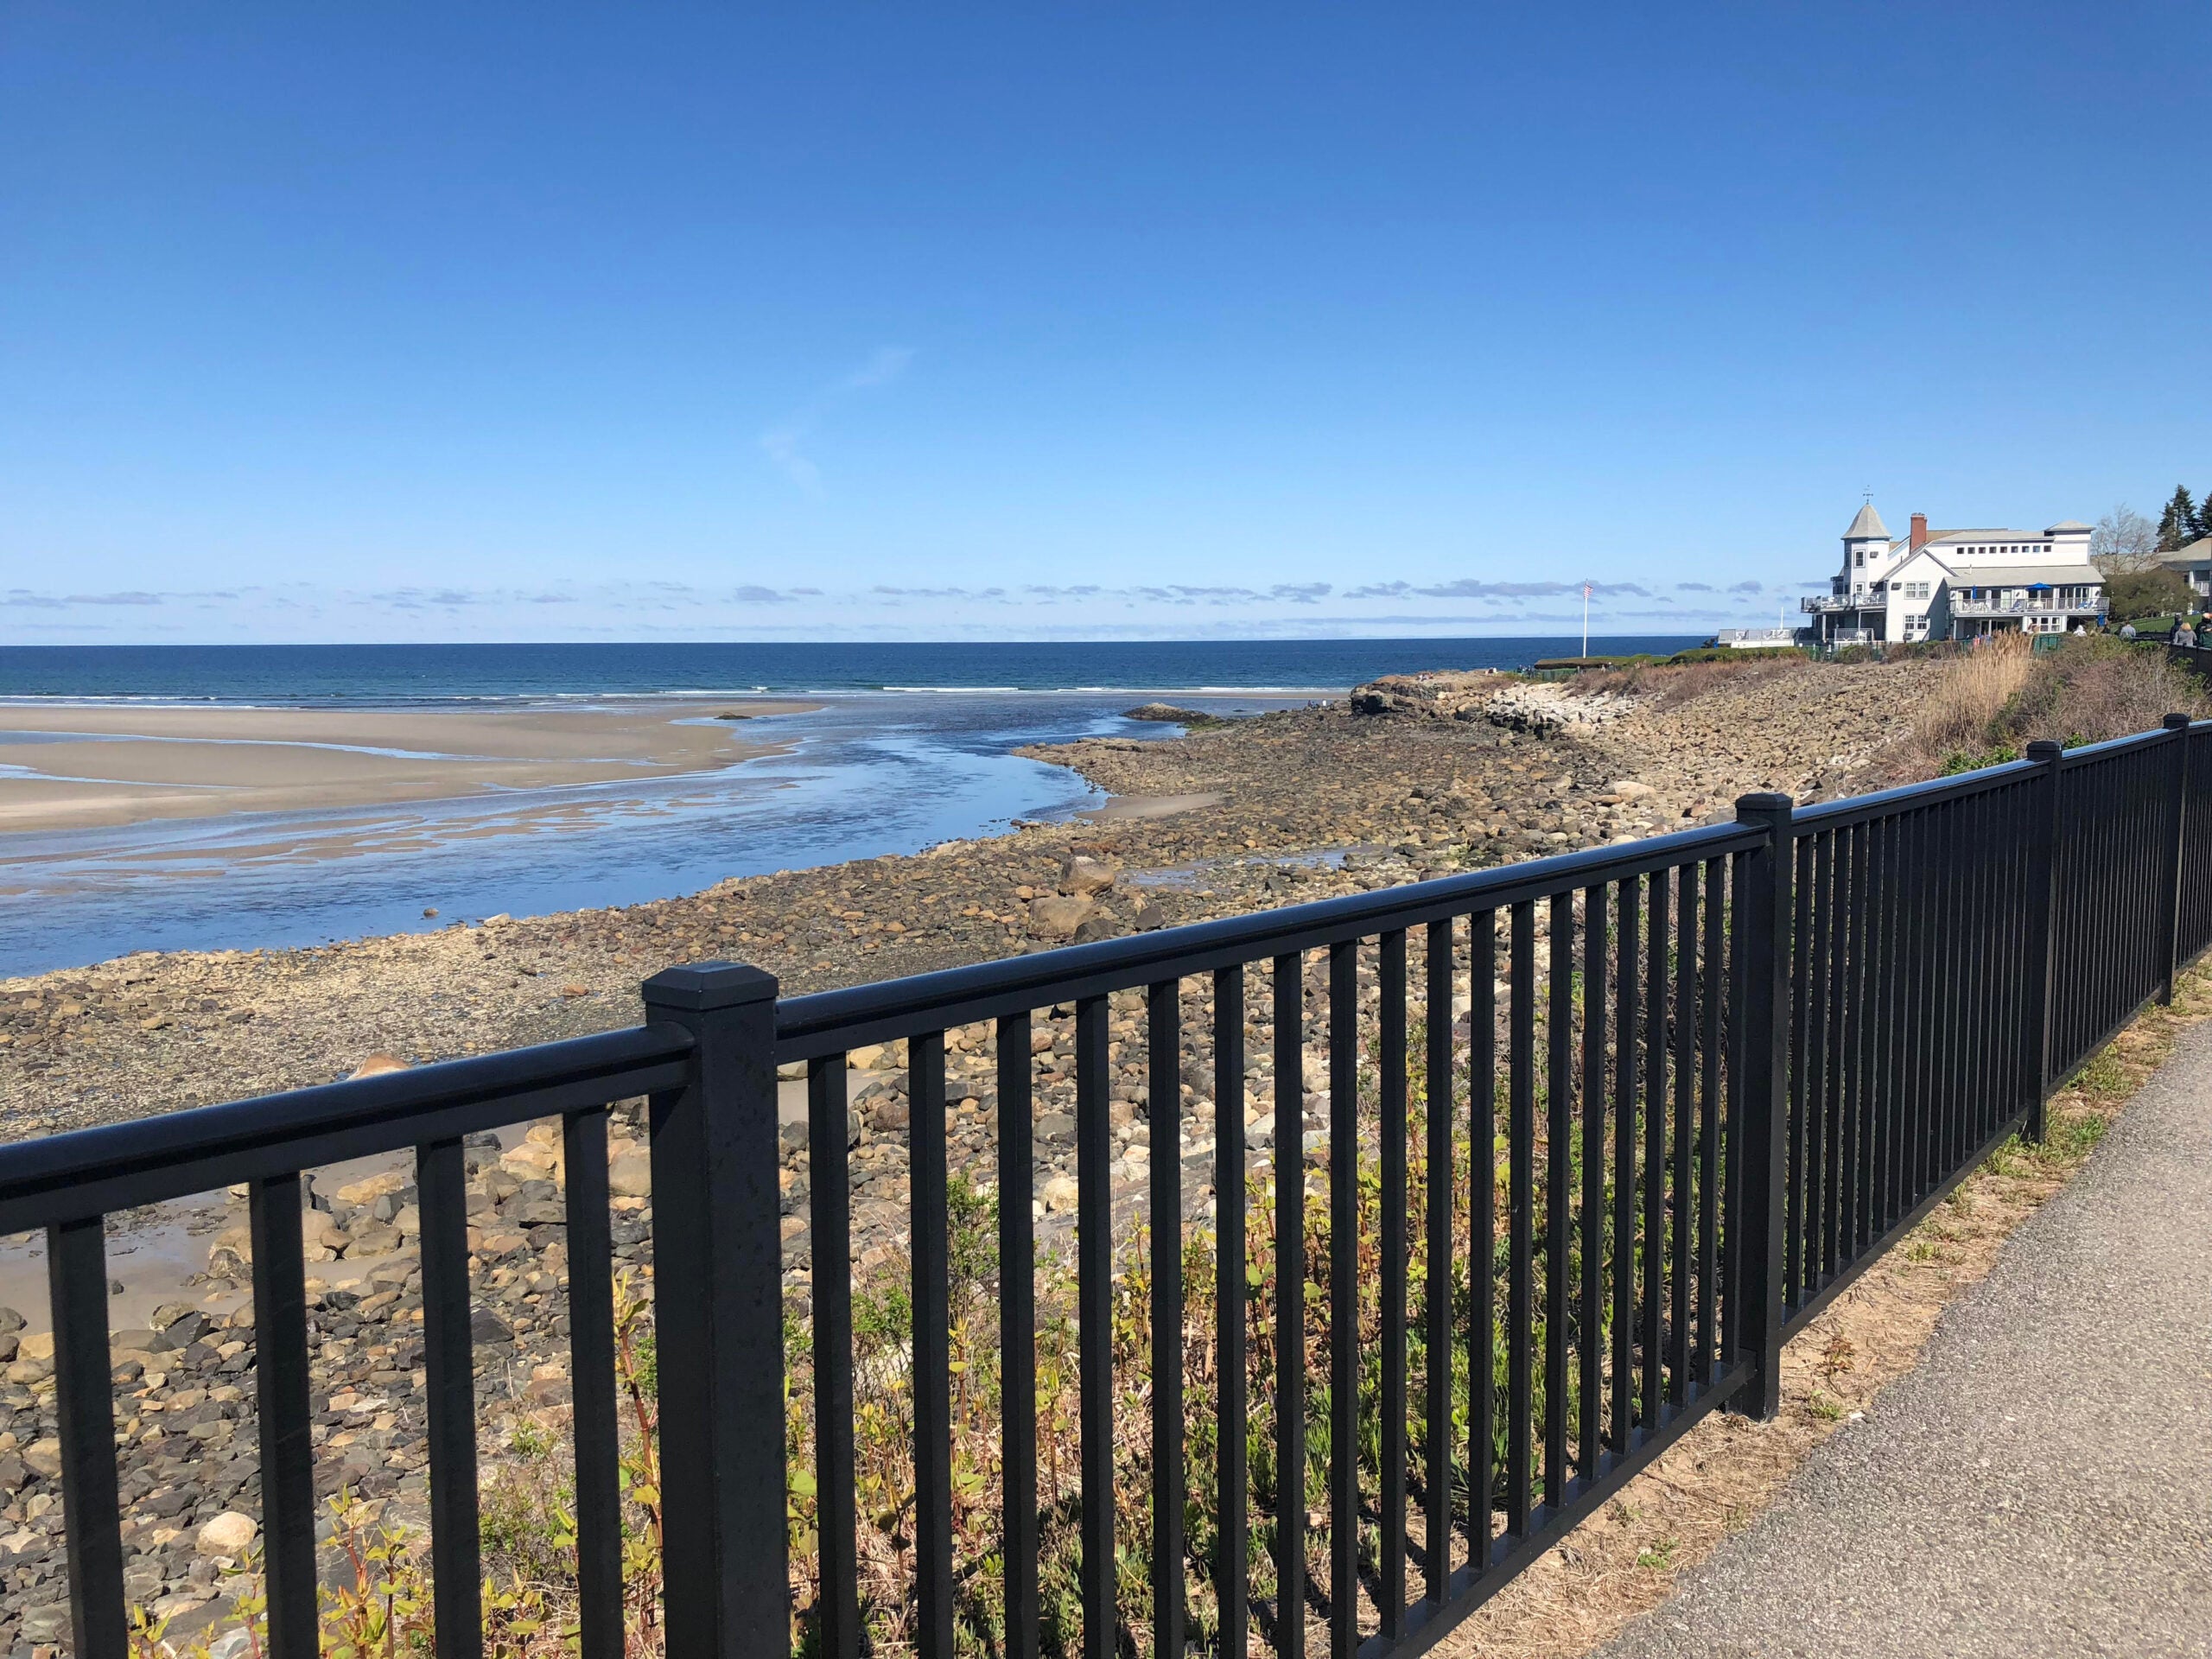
[3,3,2206,644]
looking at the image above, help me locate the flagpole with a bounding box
[1581,582,1591,657]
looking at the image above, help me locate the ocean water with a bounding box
[0,639,1700,976]
[0,638,1693,702]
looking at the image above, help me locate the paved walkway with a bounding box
[1600,1021,2212,1658]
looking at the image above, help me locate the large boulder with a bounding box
[1030,894,1094,940]
[1059,855,1117,896]
[196,1512,257,1559]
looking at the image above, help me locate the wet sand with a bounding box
[0,700,817,833]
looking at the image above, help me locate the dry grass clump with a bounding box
[2004,634,2209,748]
[1908,633,2211,775]
[1573,656,1801,708]
[1910,633,2035,760]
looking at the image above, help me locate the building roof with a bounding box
[2046,520,2093,533]
[1949,563,2101,588]
[1924,529,2056,546]
[1844,501,1891,540]
[2158,537,2212,568]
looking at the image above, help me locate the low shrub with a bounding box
[1910,632,2211,773]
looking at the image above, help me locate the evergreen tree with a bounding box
[2196,487,2211,543]
[2157,485,2196,551]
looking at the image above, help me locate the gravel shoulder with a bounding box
[1594,1020,2212,1659]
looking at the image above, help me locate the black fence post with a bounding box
[2024,740,2063,1143]
[1730,792,1793,1421]
[2160,713,2191,1006]
[644,962,788,1659]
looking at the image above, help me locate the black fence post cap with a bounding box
[642,962,779,1011]
[2164,712,2194,731]
[1734,791,1793,815]
[2027,739,2064,760]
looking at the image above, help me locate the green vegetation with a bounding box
[1916,632,2211,774]
[2103,567,2196,623]
[2155,484,2207,553]
[140,975,1726,1659]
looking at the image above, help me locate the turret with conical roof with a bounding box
[1844,500,1891,543]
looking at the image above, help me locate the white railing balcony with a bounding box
[1949,597,2107,619]
[1802,594,1870,613]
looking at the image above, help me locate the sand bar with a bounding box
[0,701,817,833]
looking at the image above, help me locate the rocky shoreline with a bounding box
[0,657,1936,1649]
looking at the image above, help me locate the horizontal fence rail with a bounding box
[2,716,2206,1659]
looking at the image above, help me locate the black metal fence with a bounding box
[4,716,2209,1659]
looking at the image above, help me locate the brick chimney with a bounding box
[1910,512,1929,552]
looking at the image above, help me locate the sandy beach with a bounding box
[0,700,817,834]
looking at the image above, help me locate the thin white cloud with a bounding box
[761,346,915,496]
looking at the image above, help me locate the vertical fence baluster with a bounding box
[1468,913,1497,1564]
[1837,828,1864,1274]
[810,1052,862,1659]
[1507,903,1535,1536]
[1272,955,1305,1659]
[1825,828,1849,1287]
[1855,823,1877,1260]
[1841,824,1862,1225]
[50,1217,125,1659]
[1641,870,1668,1424]
[1697,857,1724,1384]
[1983,793,2009,1148]
[1611,879,1638,1447]
[2063,759,2088,1084]
[1866,817,1892,1240]
[2016,779,2038,1113]
[1942,790,1968,1176]
[1544,894,1573,1507]
[417,1135,483,1659]
[1974,795,2003,1147]
[1579,887,1605,1476]
[2162,714,2192,1003]
[2026,742,2063,1141]
[1787,836,1813,1310]
[1721,855,1747,1368]
[1732,794,1794,1420]
[1897,807,1922,1207]
[1918,806,1942,1205]
[1148,980,1187,1659]
[1422,920,1454,1605]
[1328,941,1360,1659]
[1889,810,1916,1223]
[1669,863,1697,1402]
[1214,968,1249,1658]
[248,1174,318,1659]
[561,1108,623,1659]
[1378,930,1408,1637]
[998,1014,1039,1659]
[911,1032,954,1659]
[1076,994,1116,1659]
[1808,830,1835,1296]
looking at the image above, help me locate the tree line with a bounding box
[2156,485,2209,552]
[2088,489,2208,623]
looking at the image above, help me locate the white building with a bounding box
[2157,536,2212,600]
[1802,502,2105,645]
